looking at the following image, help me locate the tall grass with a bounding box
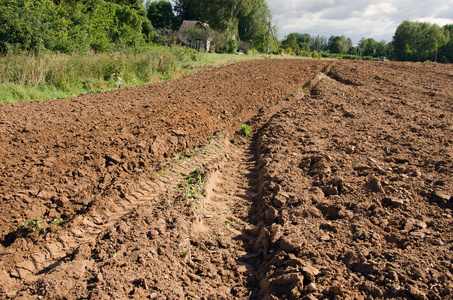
[0,46,266,104]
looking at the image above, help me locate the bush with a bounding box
[342,54,356,60]
[219,39,237,54]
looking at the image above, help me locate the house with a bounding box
[178,20,211,52]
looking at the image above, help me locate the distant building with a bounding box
[178,20,211,52]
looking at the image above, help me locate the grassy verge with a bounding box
[0,47,270,104]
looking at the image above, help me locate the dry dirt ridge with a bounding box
[0,59,452,299]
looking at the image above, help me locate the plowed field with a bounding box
[0,59,452,299]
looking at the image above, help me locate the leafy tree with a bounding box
[347,46,357,55]
[328,35,351,54]
[282,33,310,53]
[310,35,328,52]
[281,34,300,53]
[359,38,378,56]
[0,0,50,52]
[146,0,175,29]
[173,0,207,25]
[443,24,453,37]
[392,20,449,61]
[105,0,142,9]
[237,0,271,49]
[438,37,453,63]
[376,40,388,57]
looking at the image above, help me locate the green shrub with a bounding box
[219,39,238,54]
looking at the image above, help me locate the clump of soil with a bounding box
[0,59,452,299]
[251,62,453,299]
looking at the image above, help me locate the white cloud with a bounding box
[269,0,453,44]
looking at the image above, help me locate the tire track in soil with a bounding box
[150,131,262,298]
[1,178,163,285]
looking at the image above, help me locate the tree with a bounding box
[358,37,378,56]
[443,24,453,37]
[237,0,271,47]
[438,25,453,63]
[173,0,207,25]
[146,0,175,29]
[105,0,142,9]
[376,40,388,57]
[281,34,300,53]
[310,35,328,52]
[328,35,351,54]
[392,20,449,61]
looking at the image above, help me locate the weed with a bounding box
[19,215,43,232]
[239,124,252,136]
[224,220,235,227]
[50,218,66,226]
[182,168,205,210]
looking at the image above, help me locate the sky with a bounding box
[268,0,453,44]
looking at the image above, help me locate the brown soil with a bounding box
[0,59,452,299]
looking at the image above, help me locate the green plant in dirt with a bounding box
[296,87,303,95]
[224,220,235,227]
[239,124,252,136]
[50,218,66,226]
[19,215,43,232]
[182,168,205,209]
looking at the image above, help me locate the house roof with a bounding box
[178,20,209,33]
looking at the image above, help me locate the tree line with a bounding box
[1,0,452,62]
[0,0,274,54]
[281,21,453,63]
